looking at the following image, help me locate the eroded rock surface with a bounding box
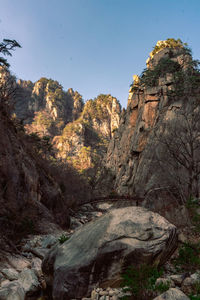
[42,206,177,300]
[102,45,197,227]
[0,281,25,300]
[153,288,190,300]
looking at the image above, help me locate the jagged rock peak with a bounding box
[102,40,200,227]
[128,39,192,105]
[17,78,34,89]
[130,39,191,94]
[146,38,189,68]
[54,94,121,172]
[15,77,121,174]
[16,77,84,128]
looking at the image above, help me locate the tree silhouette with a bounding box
[154,102,200,202]
[0,39,21,67]
[0,39,21,111]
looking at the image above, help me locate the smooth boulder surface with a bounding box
[42,206,178,300]
[0,281,25,300]
[18,268,40,295]
[153,288,190,300]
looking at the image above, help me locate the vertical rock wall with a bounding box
[104,46,199,226]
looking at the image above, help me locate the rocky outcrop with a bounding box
[153,288,190,300]
[103,41,200,226]
[16,79,83,128]
[54,94,121,172]
[14,78,121,173]
[42,206,177,300]
[0,281,25,300]
[0,101,90,246]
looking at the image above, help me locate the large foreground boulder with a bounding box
[42,207,178,300]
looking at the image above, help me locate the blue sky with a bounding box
[0,0,200,107]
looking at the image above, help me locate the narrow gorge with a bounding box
[0,39,200,300]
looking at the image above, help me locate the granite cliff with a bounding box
[16,78,84,135]
[0,94,90,248]
[54,94,121,172]
[15,79,121,173]
[102,39,200,226]
[1,38,200,300]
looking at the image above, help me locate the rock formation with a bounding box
[54,94,121,172]
[14,79,121,173]
[42,206,177,300]
[153,288,190,300]
[0,96,90,248]
[16,78,84,135]
[102,40,200,226]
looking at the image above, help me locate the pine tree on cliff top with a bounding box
[0,39,21,67]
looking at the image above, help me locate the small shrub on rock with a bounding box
[189,279,200,300]
[58,234,69,244]
[140,58,181,87]
[155,281,170,293]
[187,197,200,233]
[120,264,163,300]
[173,242,200,272]
[19,217,36,235]
[190,296,200,300]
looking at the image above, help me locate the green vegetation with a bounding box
[189,296,200,300]
[47,80,66,103]
[141,57,181,87]
[139,39,200,102]
[188,276,200,300]
[62,121,83,137]
[18,217,36,235]
[58,93,120,173]
[169,59,200,97]
[155,281,170,293]
[31,109,65,137]
[120,264,164,300]
[33,111,53,129]
[173,242,200,272]
[187,197,200,233]
[28,132,54,158]
[0,38,21,108]
[58,234,70,244]
[83,94,120,121]
[37,77,49,86]
[151,38,188,57]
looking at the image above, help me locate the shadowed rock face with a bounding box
[105,47,192,196]
[0,105,71,245]
[102,46,199,227]
[42,206,178,300]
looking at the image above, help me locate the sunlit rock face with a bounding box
[103,42,198,226]
[54,94,121,171]
[16,78,81,129]
[14,79,121,172]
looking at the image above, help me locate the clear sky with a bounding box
[0,0,200,107]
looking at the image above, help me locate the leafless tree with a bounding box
[155,101,200,203]
[0,38,21,111]
[0,67,17,102]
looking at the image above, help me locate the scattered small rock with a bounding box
[153,287,189,300]
[170,274,185,286]
[31,257,42,277]
[0,280,25,300]
[1,268,19,281]
[18,268,40,295]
